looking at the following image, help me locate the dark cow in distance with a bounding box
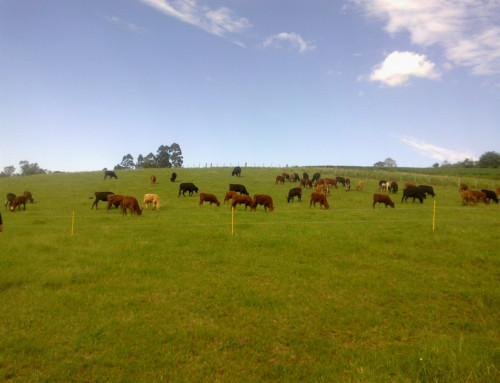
[402,187,426,204]
[229,184,249,195]
[178,183,199,197]
[10,195,28,211]
[310,192,329,210]
[312,173,321,183]
[232,166,241,177]
[373,194,395,208]
[107,194,124,212]
[4,193,16,208]
[335,176,346,186]
[303,172,309,180]
[418,185,435,197]
[90,192,114,209]
[481,189,499,203]
[120,196,142,216]
[253,194,274,212]
[199,193,220,207]
[287,187,302,203]
[390,181,398,194]
[104,170,118,179]
[231,195,255,210]
[170,172,177,182]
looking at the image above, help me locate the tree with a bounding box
[432,163,440,168]
[373,158,397,168]
[136,154,145,169]
[120,154,135,169]
[19,160,46,175]
[373,161,385,167]
[143,152,157,168]
[156,145,171,168]
[169,143,183,168]
[1,165,16,177]
[478,151,500,168]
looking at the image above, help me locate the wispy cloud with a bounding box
[139,0,251,43]
[399,136,477,163]
[363,51,441,86]
[262,32,316,53]
[352,0,500,75]
[104,15,148,33]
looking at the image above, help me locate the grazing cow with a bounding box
[373,194,395,208]
[282,173,290,181]
[345,178,351,191]
[461,190,489,205]
[121,196,142,216]
[379,180,387,191]
[142,194,161,210]
[401,186,426,204]
[199,193,220,207]
[151,175,157,184]
[390,181,398,194]
[23,191,34,203]
[287,187,302,203]
[231,195,255,210]
[232,166,241,177]
[107,194,124,212]
[289,173,300,182]
[459,183,468,192]
[303,172,309,180]
[224,191,238,204]
[418,185,435,197]
[310,192,329,210]
[312,173,321,183]
[4,193,15,208]
[315,178,325,186]
[276,175,285,184]
[335,176,346,186]
[170,172,177,182]
[324,178,338,189]
[314,184,323,193]
[90,191,114,209]
[379,181,390,192]
[468,190,489,205]
[178,183,199,197]
[10,195,28,211]
[481,189,498,204]
[253,194,274,212]
[104,170,118,179]
[356,181,364,191]
[300,178,313,188]
[229,184,249,196]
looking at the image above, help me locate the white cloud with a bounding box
[399,136,477,163]
[139,0,251,40]
[365,50,440,86]
[104,16,148,33]
[352,0,500,75]
[262,32,316,53]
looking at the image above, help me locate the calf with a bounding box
[178,183,199,197]
[224,191,238,204]
[300,178,313,188]
[10,195,28,211]
[481,189,498,204]
[142,194,161,210]
[287,187,302,203]
[310,192,329,210]
[107,194,124,212]
[356,181,364,191]
[4,193,15,208]
[229,184,249,196]
[418,185,435,197]
[120,196,142,216]
[379,180,387,191]
[231,195,255,210]
[104,170,118,179]
[401,186,426,203]
[151,175,157,184]
[345,178,351,191]
[199,193,220,207]
[468,190,489,205]
[253,194,274,212]
[379,181,390,192]
[90,191,114,209]
[373,194,395,208]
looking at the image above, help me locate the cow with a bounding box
[401,186,426,204]
[481,189,498,204]
[390,181,398,194]
[289,173,300,182]
[300,178,313,188]
[4,193,15,208]
[287,187,302,203]
[324,178,338,189]
[151,175,157,184]
[303,172,309,180]
[232,166,241,177]
[312,173,321,183]
[231,195,255,210]
[90,191,114,209]
[276,175,285,185]
[310,192,329,209]
[104,170,118,179]
[23,191,34,203]
[461,190,489,205]
[253,194,274,212]
[459,183,468,192]
[379,181,390,192]
[373,194,395,208]
[10,195,28,211]
[468,190,489,205]
[345,178,351,191]
[379,180,387,191]
[170,172,177,182]
[224,191,238,204]
[356,181,364,191]
[142,194,161,210]
[107,194,124,212]
[418,185,435,197]
[199,193,220,207]
[178,183,199,197]
[335,176,346,186]
[120,196,142,215]
[229,184,249,196]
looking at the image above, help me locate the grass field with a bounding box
[1,167,499,382]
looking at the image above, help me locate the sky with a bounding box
[1,0,499,172]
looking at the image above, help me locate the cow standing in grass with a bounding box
[373,194,395,208]
[310,193,329,210]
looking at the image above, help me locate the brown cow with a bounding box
[373,194,395,208]
[199,193,220,207]
[142,194,161,210]
[253,194,274,212]
[231,195,255,210]
[459,184,468,192]
[120,196,142,216]
[324,178,338,189]
[107,194,124,212]
[10,195,28,211]
[310,192,329,209]
[224,191,238,204]
[151,175,157,184]
[24,191,34,203]
[356,181,364,191]
[276,175,285,184]
[300,178,313,188]
[463,190,489,205]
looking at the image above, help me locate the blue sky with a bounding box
[1,0,499,172]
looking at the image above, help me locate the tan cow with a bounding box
[142,194,161,210]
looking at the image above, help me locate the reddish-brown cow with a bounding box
[324,178,338,189]
[231,195,255,210]
[276,175,285,184]
[253,194,274,212]
[224,191,238,204]
[310,192,329,210]
[107,194,124,212]
[373,194,395,208]
[10,195,28,212]
[151,175,157,184]
[200,193,220,207]
[120,196,142,216]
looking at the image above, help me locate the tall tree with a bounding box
[136,154,145,169]
[143,152,157,168]
[156,145,171,168]
[19,160,46,175]
[478,151,500,168]
[1,165,16,177]
[169,143,183,168]
[118,154,135,169]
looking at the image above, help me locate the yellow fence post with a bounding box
[232,207,234,236]
[432,200,436,231]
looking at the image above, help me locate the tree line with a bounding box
[113,143,183,170]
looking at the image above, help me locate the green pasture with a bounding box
[1,167,499,382]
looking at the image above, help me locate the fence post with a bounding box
[432,201,436,231]
[232,207,234,236]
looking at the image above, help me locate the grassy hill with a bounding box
[1,167,499,382]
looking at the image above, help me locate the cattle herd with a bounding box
[4,169,500,216]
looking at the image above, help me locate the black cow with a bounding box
[229,184,249,196]
[336,176,346,186]
[390,181,398,194]
[232,166,241,177]
[418,185,435,197]
[104,170,118,179]
[170,172,177,182]
[90,191,114,209]
[312,173,321,183]
[178,183,199,197]
[303,172,309,180]
[4,193,16,208]
[401,187,426,203]
[287,187,302,203]
[482,189,499,203]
